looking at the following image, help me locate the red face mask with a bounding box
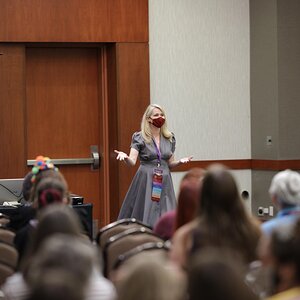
[151,117,165,128]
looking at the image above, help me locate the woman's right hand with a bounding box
[114,150,128,161]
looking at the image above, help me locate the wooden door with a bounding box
[26,47,103,227]
[0,43,149,230]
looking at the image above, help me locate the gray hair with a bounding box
[269,169,300,206]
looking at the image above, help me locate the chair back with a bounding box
[0,264,15,286]
[97,218,151,249]
[113,241,170,271]
[104,227,163,278]
[0,228,16,246]
[0,242,18,285]
[0,213,10,228]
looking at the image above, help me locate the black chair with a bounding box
[113,241,170,271]
[0,213,10,228]
[0,228,15,246]
[96,218,151,249]
[0,242,18,285]
[103,226,163,278]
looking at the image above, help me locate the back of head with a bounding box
[268,219,300,292]
[116,254,186,300]
[188,248,258,300]
[32,205,83,251]
[26,234,95,287]
[269,169,300,207]
[175,168,204,230]
[180,168,205,186]
[193,164,261,263]
[200,165,241,217]
[29,156,69,204]
[22,172,34,202]
[33,177,70,209]
[27,269,84,300]
[153,210,176,240]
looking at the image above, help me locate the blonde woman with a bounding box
[115,104,192,228]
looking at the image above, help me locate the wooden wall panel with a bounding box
[113,43,150,220]
[0,0,148,43]
[0,44,26,178]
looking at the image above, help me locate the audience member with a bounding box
[21,172,34,203]
[244,258,273,299]
[259,219,300,299]
[23,204,86,263]
[170,164,261,269]
[174,168,204,230]
[25,270,84,300]
[153,168,203,240]
[115,253,186,300]
[1,204,85,299]
[14,174,70,266]
[7,172,36,232]
[27,235,116,300]
[10,156,90,238]
[153,210,176,241]
[2,213,116,300]
[187,248,259,300]
[262,169,300,236]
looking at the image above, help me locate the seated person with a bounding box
[262,169,300,236]
[8,172,36,232]
[153,168,204,241]
[14,156,71,267]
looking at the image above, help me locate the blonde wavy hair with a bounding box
[141,104,172,143]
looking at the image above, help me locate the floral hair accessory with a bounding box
[31,155,59,183]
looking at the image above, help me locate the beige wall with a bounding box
[149,0,252,209]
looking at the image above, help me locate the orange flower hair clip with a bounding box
[31,155,59,183]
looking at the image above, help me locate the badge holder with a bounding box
[151,168,163,202]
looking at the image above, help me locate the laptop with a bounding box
[0,178,24,205]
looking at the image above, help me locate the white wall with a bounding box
[148,0,252,210]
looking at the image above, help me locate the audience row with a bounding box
[1,155,300,300]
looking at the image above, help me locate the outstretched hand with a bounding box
[179,156,193,164]
[114,150,128,161]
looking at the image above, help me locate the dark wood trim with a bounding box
[251,159,300,171]
[99,47,111,227]
[172,159,300,172]
[105,44,121,223]
[172,160,252,172]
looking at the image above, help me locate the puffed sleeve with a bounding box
[171,133,176,153]
[130,131,143,151]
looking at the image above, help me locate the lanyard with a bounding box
[152,138,161,167]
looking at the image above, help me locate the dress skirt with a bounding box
[118,160,176,228]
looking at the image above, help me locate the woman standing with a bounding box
[115,104,192,228]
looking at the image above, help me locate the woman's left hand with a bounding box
[179,156,193,164]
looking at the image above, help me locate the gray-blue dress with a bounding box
[118,131,177,228]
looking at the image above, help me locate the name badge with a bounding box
[151,168,163,202]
